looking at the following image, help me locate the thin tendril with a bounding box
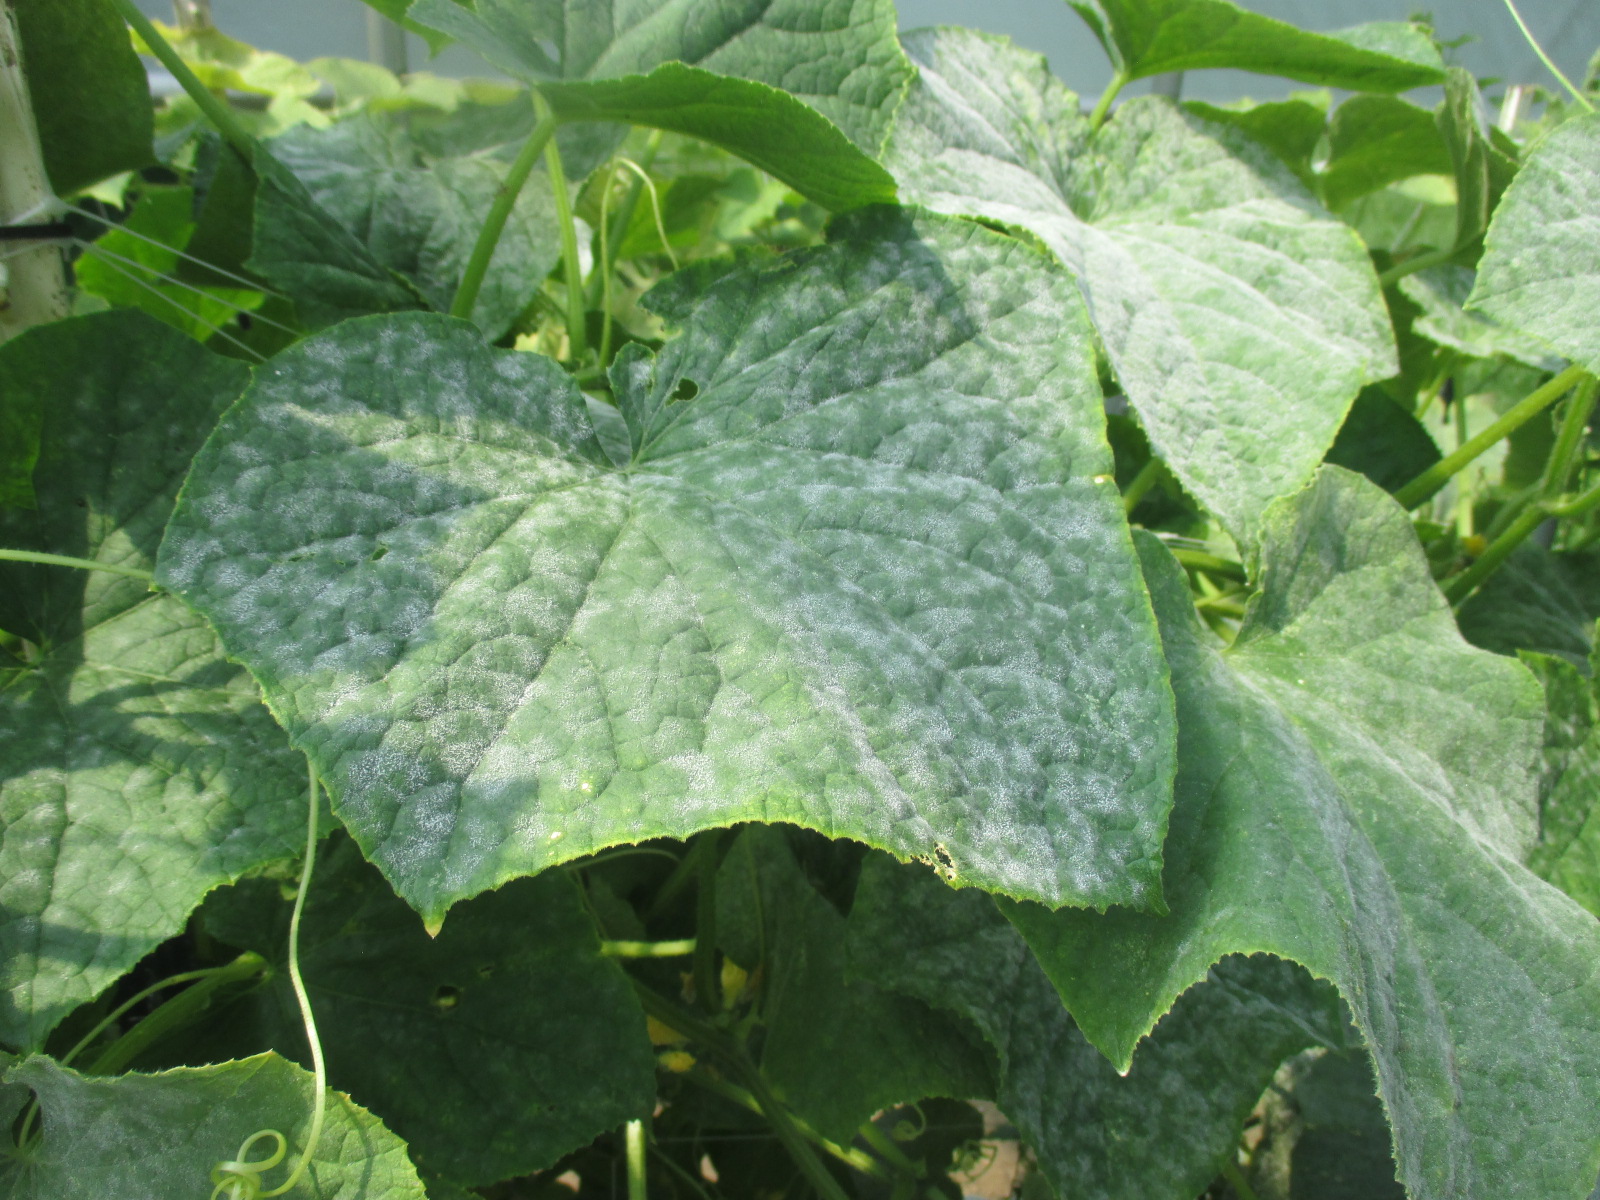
[61,202,292,301]
[76,239,300,336]
[210,761,327,1199]
[1502,0,1596,111]
[76,244,265,362]
[597,156,673,367]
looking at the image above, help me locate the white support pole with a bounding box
[0,0,68,343]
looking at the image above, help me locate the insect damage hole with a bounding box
[669,377,699,404]
[432,984,463,1010]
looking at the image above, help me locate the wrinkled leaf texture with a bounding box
[156,209,1176,925]
[0,313,304,1051]
[1008,468,1600,1200]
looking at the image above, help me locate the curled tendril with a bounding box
[209,1130,287,1200]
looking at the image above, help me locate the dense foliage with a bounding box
[1,1,1599,1197]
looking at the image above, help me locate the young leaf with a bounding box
[10,0,153,195]
[1468,111,1600,374]
[0,1052,427,1199]
[846,854,1354,1200]
[196,837,656,1185]
[1066,0,1443,91]
[887,28,1396,540]
[1006,468,1600,1200]
[156,209,1177,924]
[269,107,563,340]
[1319,94,1452,210]
[715,827,995,1145]
[0,313,305,1050]
[247,148,429,330]
[1456,543,1600,670]
[406,0,910,155]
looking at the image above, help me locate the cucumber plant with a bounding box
[1,0,1598,1197]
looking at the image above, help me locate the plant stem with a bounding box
[1219,1159,1262,1200]
[259,760,328,1198]
[1122,457,1165,513]
[600,938,696,958]
[0,548,154,581]
[682,1066,887,1180]
[1502,0,1595,112]
[108,0,257,160]
[449,104,560,322]
[857,1120,919,1178]
[1377,243,1462,289]
[1170,547,1247,583]
[586,131,663,309]
[1541,375,1599,497]
[1445,476,1600,604]
[77,953,267,1073]
[1088,69,1126,131]
[634,985,857,1199]
[542,114,589,362]
[693,830,724,1012]
[626,1119,648,1200]
[1395,364,1588,510]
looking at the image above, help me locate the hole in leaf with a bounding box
[669,377,699,404]
[432,984,462,1010]
[237,312,253,332]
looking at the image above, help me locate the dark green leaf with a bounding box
[1320,94,1452,210]
[0,313,304,1051]
[156,210,1176,924]
[1323,386,1440,494]
[1005,468,1600,1200]
[407,0,911,155]
[0,1053,427,1199]
[11,0,153,195]
[269,108,563,340]
[197,836,655,1185]
[350,0,453,54]
[887,28,1396,539]
[539,65,897,212]
[1184,94,1327,189]
[1456,543,1600,670]
[1522,649,1600,917]
[716,827,993,1144]
[1468,111,1600,374]
[247,149,429,330]
[1066,1,1443,91]
[846,854,1353,1200]
[1438,68,1520,257]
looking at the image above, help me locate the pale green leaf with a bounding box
[156,209,1176,924]
[197,836,655,1185]
[0,1053,427,1199]
[846,853,1353,1200]
[407,0,911,155]
[1469,111,1600,375]
[1401,266,1563,370]
[887,28,1395,541]
[1437,68,1520,255]
[0,313,304,1051]
[1006,468,1600,1200]
[1067,1,1443,90]
[269,109,562,340]
[715,828,994,1145]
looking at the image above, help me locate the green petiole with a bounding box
[599,938,696,958]
[1088,68,1126,131]
[626,1119,649,1200]
[542,115,589,362]
[0,548,153,581]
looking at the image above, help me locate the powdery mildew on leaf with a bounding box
[0,1053,426,1199]
[886,27,1397,541]
[157,209,1176,924]
[1468,111,1600,376]
[0,313,305,1051]
[1008,468,1600,1200]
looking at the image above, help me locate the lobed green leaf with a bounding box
[156,209,1176,924]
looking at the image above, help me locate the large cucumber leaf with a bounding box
[1067,0,1443,91]
[846,853,1354,1200]
[1522,646,1600,918]
[156,209,1177,925]
[10,0,153,195]
[0,1052,426,1199]
[1468,112,1600,374]
[886,28,1396,540]
[0,313,305,1052]
[714,827,994,1145]
[406,0,909,156]
[1007,468,1600,1200]
[196,836,656,1185]
[268,107,562,341]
